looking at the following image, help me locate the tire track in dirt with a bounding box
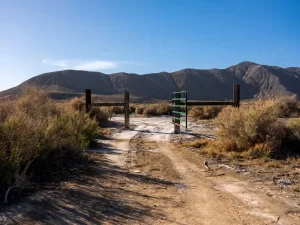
[156,141,263,225]
[114,116,299,225]
[118,121,259,224]
[94,116,300,224]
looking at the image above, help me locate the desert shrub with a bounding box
[69,97,85,111]
[0,87,100,192]
[143,105,158,116]
[68,97,109,124]
[192,100,300,159]
[89,106,109,124]
[0,101,13,121]
[273,96,300,118]
[284,118,300,154]
[130,105,136,114]
[112,106,124,114]
[136,106,144,114]
[211,101,285,158]
[287,118,300,139]
[190,106,222,120]
[140,103,172,116]
[17,86,61,118]
[157,103,172,115]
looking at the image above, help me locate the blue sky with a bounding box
[0,0,300,91]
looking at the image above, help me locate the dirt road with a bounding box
[100,116,300,224]
[1,116,300,224]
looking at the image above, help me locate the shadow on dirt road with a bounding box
[1,154,181,225]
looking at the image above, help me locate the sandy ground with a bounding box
[1,115,300,224]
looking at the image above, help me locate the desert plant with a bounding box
[143,105,158,116]
[89,106,109,124]
[111,106,124,114]
[130,105,136,114]
[136,106,144,114]
[17,86,60,118]
[157,103,172,115]
[69,97,85,112]
[287,118,300,139]
[190,106,222,120]
[139,103,172,116]
[0,87,100,195]
[212,101,285,157]
[191,100,300,159]
[273,96,300,118]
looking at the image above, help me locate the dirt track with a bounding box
[1,116,300,224]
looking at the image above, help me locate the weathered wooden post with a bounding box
[85,89,91,113]
[233,84,240,108]
[236,84,240,108]
[124,91,130,128]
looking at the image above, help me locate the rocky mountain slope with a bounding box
[1,61,300,100]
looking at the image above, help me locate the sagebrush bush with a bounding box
[201,101,285,158]
[286,118,300,140]
[111,106,124,114]
[193,100,300,159]
[89,106,110,124]
[140,103,172,117]
[130,105,136,114]
[273,96,300,118]
[143,105,157,116]
[69,97,85,111]
[68,96,109,124]
[190,106,222,120]
[157,103,172,115]
[0,87,100,191]
[136,106,144,114]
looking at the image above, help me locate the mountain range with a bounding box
[1,61,300,101]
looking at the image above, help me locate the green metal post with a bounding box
[185,91,187,129]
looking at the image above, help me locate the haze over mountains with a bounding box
[1,61,300,101]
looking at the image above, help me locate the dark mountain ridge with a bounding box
[1,61,300,100]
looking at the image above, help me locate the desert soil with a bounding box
[1,116,300,225]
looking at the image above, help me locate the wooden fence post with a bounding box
[85,89,91,113]
[124,91,130,128]
[236,84,240,108]
[233,84,240,108]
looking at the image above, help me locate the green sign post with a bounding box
[172,91,187,133]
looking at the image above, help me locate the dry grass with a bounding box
[189,139,211,148]
[0,87,100,191]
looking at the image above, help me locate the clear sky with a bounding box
[1,0,300,91]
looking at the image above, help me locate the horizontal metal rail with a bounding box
[172,98,187,101]
[172,111,187,115]
[92,102,125,107]
[173,91,187,94]
[172,105,187,108]
[172,117,187,121]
